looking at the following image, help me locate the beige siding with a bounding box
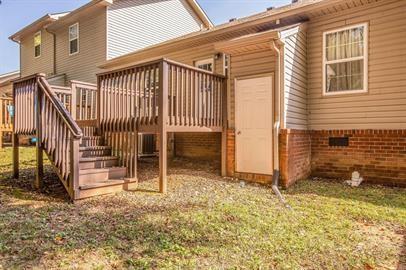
[107,0,203,59]
[55,7,107,84]
[229,50,276,128]
[20,30,54,77]
[283,29,308,130]
[307,0,406,130]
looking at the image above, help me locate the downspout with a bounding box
[270,39,291,209]
[45,28,57,76]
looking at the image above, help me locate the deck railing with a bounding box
[0,97,13,148]
[98,58,226,131]
[71,81,98,136]
[13,74,82,199]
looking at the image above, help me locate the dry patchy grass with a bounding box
[0,147,405,269]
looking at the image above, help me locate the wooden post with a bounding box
[70,82,77,121]
[131,130,138,179]
[221,78,228,177]
[0,131,3,149]
[12,133,19,179]
[158,60,169,193]
[70,138,80,200]
[35,79,44,189]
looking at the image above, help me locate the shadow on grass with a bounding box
[0,194,229,269]
[0,166,70,202]
[287,178,406,210]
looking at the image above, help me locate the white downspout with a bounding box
[270,39,291,209]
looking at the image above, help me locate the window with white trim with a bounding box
[34,31,41,58]
[195,58,214,72]
[323,23,368,95]
[69,23,79,55]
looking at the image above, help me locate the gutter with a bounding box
[270,39,291,209]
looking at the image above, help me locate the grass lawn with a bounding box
[0,147,405,269]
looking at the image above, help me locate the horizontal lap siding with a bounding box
[55,7,107,84]
[229,50,276,128]
[307,0,406,130]
[20,30,54,77]
[284,30,308,130]
[107,0,203,60]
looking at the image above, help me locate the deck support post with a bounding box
[131,130,138,179]
[35,81,44,189]
[70,138,80,200]
[0,131,3,149]
[221,79,228,177]
[158,60,169,193]
[12,133,19,179]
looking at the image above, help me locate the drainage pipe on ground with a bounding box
[270,39,291,209]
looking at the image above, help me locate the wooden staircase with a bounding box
[12,74,137,201]
[77,136,136,200]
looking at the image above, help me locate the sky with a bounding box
[0,0,291,74]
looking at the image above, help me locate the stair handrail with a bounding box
[37,75,83,139]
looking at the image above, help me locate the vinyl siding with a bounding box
[20,29,54,77]
[283,29,308,130]
[107,0,203,59]
[229,50,276,128]
[54,7,107,84]
[307,0,406,130]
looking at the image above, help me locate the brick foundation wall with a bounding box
[311,130,406,187]
[226,129,235,177]
[279,129,312,188]
[174,133,221,160]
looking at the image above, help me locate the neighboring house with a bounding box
[100,0,406,188]
[9,0,212,84]
[0,71,20,97]
[11,0,406,200]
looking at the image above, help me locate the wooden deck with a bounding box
[11,58,227,200]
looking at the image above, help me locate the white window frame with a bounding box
[195,58,214,73]
[69,23,79,56]
[34,31,41,58]
[322,22,368,96]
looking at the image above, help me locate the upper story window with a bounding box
[323,23,368,95]
[195,58,214,72]
[34,31,41,58]
[69,23,79,55]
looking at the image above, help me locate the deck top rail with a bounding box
[97,58,227,133]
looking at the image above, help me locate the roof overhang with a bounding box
[186,0,213,29]
[47,0,113,32]
[0,70,20,87]
[9,13,67,42]
[215,29,280,55]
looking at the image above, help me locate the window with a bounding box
[34,31,41,58]
[69,23,79,55]
[323,23,368,95]
[195,58,214,72]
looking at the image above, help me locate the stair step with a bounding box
[77,179,138,200]
[79,167,127,184]
[80,136,104,147]
[79,146,112,158]
[79,156,118,169]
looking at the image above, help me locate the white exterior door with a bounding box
[235,75,273,175]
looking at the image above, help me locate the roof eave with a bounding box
[46,0,113,32]
[9,14,56,42]
[186,0,214,29]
